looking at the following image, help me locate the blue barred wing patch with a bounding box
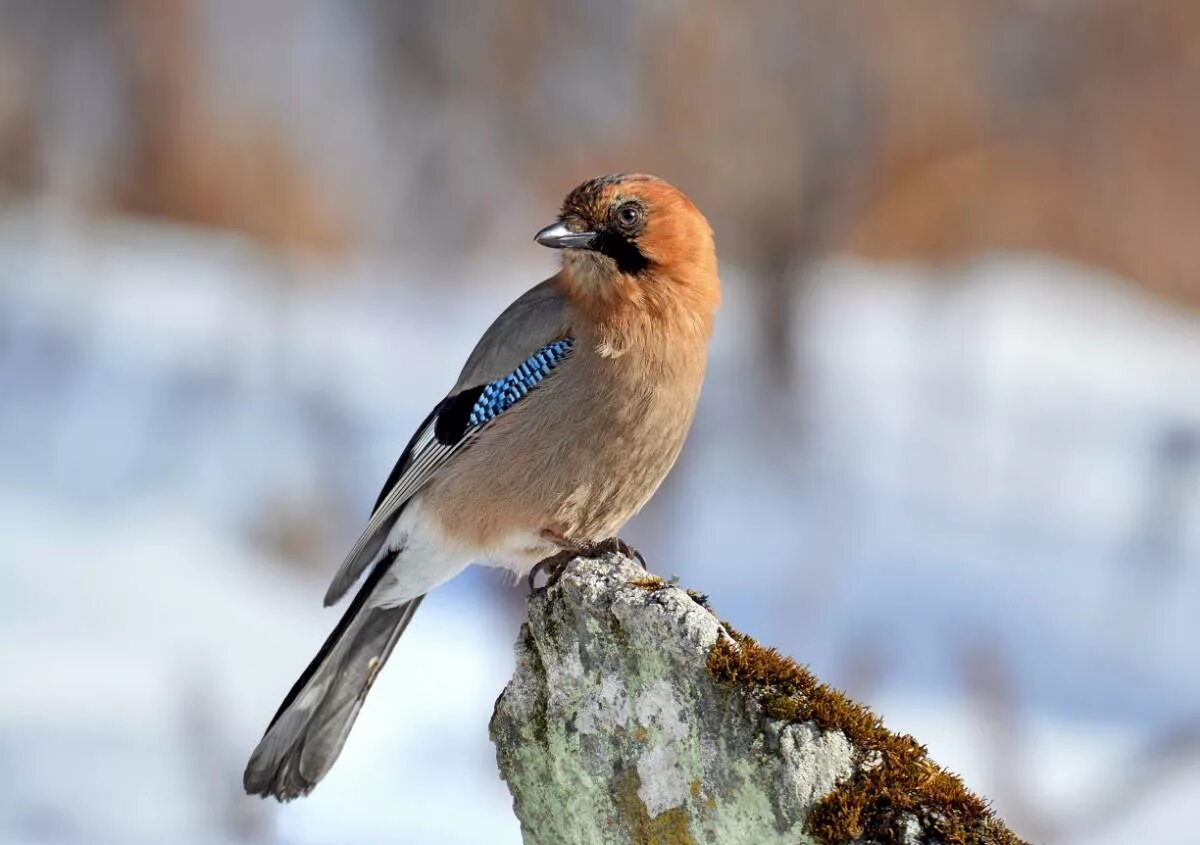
[339,334,576,599]
[468,337,574,427]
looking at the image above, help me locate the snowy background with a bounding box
[2,3,1199,844]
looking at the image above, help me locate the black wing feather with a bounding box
[372,400,445,514]
[433,385,485,446]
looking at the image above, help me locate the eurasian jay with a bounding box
[244,173,721,800]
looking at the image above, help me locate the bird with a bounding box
[243,173,721,801]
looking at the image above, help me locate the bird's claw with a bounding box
[527,550,578,594]
[602,537,647,569]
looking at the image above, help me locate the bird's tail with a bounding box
[243,554,423,801]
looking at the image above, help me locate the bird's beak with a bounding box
[534,220,598,250]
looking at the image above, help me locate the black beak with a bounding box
[534,221,598,250]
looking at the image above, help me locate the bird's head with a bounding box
[536,174,720,330]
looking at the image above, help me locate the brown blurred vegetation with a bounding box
[114,0,352,253]
[2,0,1197,333]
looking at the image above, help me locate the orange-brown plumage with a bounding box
[244,173,721,802]
[557,174,721,353]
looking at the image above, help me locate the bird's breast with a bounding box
[424,339,706,558]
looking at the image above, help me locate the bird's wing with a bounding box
[323,278,573,606]
[451,277,572,390]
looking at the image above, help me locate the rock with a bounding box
[490,554,1028,845]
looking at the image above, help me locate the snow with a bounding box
[0,492,520,845]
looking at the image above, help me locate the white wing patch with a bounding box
[334,421,466,589]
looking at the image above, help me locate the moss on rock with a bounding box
[492,553,1027,845]
[707,631,1027,845]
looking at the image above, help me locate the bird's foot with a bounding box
[527,549,578,594]
[526,537,648,593]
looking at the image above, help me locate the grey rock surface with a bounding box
[490,554,1028,845]
[489,554,854,845]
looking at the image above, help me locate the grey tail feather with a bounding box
[322,517,394,608]
[243,552,424,801]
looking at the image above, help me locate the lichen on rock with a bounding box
[490,554,1026,845]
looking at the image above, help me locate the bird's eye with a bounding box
[616,203,642,228]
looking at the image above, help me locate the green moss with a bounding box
[706,632,1028,845]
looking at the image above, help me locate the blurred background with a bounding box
[1,1,1198,842]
